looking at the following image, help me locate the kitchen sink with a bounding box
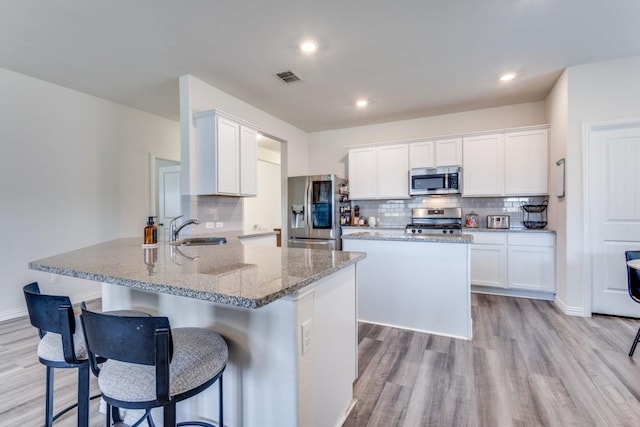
[172,237,227,246]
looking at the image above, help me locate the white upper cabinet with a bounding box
[239,126,258,196]
[462,134,505,196]
[194,110,258,197]
[409,138,462,169]
[435,138,462,166]
[348,144,409,200]
[409,141,435,168]
[348,147,377,199]
[462,128,548,197]
[504,129,548,195]
[377,144,409,198]
[215,116,240,195]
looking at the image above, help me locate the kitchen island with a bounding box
[342,231,473,340]
[29,236,365,427]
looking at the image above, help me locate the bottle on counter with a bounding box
[144,216,158,244]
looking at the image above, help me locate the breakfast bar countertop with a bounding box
[28,236,365,309]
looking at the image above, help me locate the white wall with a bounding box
[0,67,179,320]
[553,55,640,315]
[308,101,547,177]
[545,71,571,313]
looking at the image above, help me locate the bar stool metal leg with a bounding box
[45,366,54,427]
[629,326,640,357]
[77,364,90,427]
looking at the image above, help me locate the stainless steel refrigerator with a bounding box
[288,174,345,250]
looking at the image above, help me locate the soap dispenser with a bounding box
[144,216,157,244]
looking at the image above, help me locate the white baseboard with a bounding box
[357,319,472,341]
[0,307,28,322]
[554,295,588,317]
[471,286,555,301]
[335,399,358,427]
[0,290,102,322]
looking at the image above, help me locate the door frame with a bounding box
[583,116,640,316]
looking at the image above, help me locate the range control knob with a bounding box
[442,229,447,234]
[411,229,416,234]
[417,229,423,234]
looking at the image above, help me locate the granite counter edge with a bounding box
[29,252,367,309]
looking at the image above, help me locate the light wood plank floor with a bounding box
[3,295,640,426]
[0,299,104,427]
[344,293,640,427]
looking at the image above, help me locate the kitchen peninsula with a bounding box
[342,231,472,339]
[29,235,365,427]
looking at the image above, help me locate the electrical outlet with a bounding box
[205,222,215,229]
[301,319,312,354]
[51,274,61,284]
[215,222,223,228]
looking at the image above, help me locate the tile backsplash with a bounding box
[181,195,244,235]
[353,195,548,228]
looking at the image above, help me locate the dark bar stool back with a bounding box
[23,282,91,427]
[81,306,227,427]
[626,251,640,356]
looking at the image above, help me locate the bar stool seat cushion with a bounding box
[98,327,228,402]
[37,310,151,363]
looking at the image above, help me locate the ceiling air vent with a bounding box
[276,70,302,83]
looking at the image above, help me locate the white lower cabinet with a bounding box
[469,232,508,288]
[507,233,555,292]
[469,231,555,293]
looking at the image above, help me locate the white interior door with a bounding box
[589,121,640,316]
[158,165,181,241]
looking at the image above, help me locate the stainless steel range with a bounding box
[405,207,462,235]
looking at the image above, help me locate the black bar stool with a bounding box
[80,305,228,427]
[625,251,640,356]
[23,282,149,426]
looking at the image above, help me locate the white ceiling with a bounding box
[2,1,640,132]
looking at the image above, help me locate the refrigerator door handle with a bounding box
[306,178,312,233]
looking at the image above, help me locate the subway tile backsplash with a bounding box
[181,195,244,235]
[353,196,548,228]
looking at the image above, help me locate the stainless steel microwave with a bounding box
[409,166,462,195]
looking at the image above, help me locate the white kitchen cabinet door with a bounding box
[194,110,258,196]
[507,245,555,292]
[462,134,505,196]
[377,144,409,198]
[469,232,508,288]
[504,129,548,195]
[470,245,508,288]
[239,126,257,196]
[409,141,435,168]
[507,232,555,292]
[348,147,377,199]
[216,116,240,195]
[435,138,462,167]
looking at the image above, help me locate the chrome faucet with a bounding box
[169,215,200,242]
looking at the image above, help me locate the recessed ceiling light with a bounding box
[299,40,318,53]
[356,99,369,108]
[500,73,516,82]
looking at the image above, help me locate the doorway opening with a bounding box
[152,157,181,241]
[243,134,283,237]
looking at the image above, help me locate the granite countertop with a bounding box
[341,231,473,244]
[28,236,365,309]
[341,225,406,229]
[463,227,556,234]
